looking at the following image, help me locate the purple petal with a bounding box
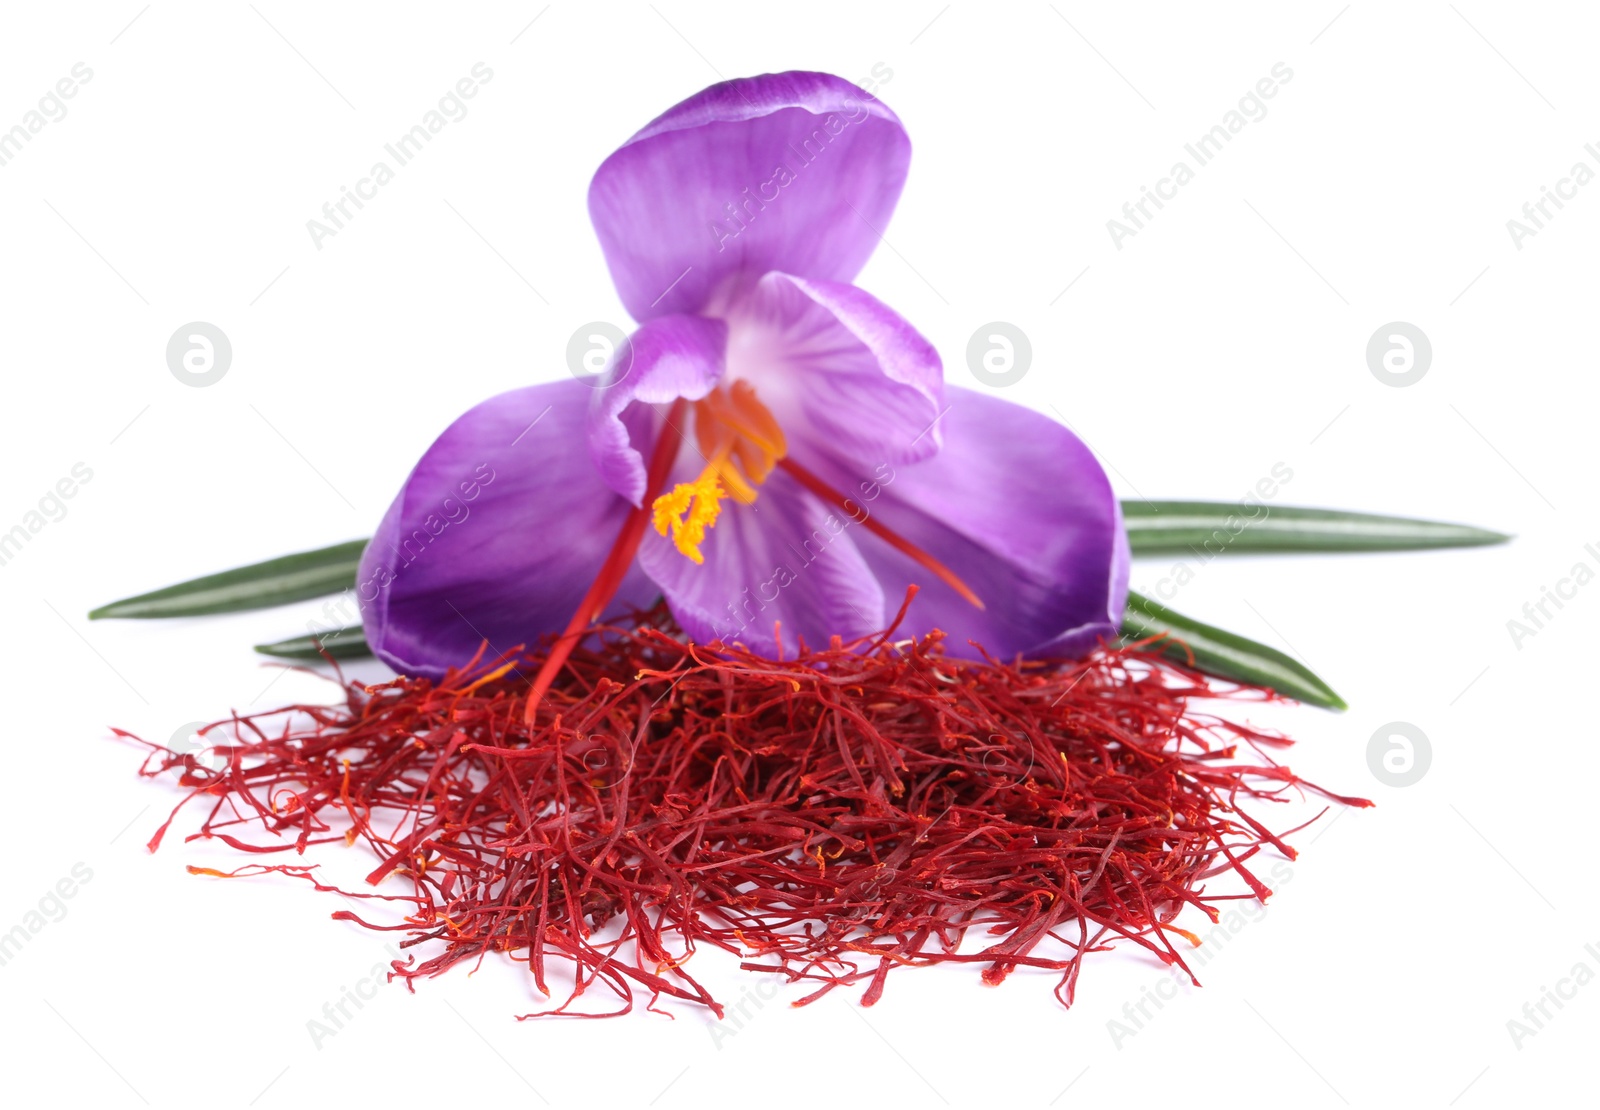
[589,72,911,321]
[726,272,944,464]
[636,467,885,656]
[360,379,652,679]
[810,387,1129,660]
[589,314,727,506]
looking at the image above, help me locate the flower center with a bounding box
[645,382,985,616]
[651,381,787,564]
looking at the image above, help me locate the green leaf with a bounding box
[255,625,372,661]
[1121,501,1509,556]
[1119,590,1346,710]
[88,540,366,620]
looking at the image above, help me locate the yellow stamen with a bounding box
[651,471,727,564]
[651,384,786,563]
[647,383,983,615]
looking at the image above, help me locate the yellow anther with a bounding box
[650,382,788,564]
[652,472,727,564]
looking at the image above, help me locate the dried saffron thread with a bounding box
[524,398,688,718]
[775,457,986,611]
[123,600,1370,1019]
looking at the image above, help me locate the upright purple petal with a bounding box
[636,467,885,656]
[589,72,911,321]
[725,272,944,464]
[360,380,652,679]
[588,314,727,506]
[805,387,1129,660]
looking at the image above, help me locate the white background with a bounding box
[0,3,1593,1107]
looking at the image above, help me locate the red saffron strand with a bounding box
[523,399,688,719]
[127,599,1369,1020]
[776,456,986,611]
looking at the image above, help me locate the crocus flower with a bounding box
[359,71,1128,679]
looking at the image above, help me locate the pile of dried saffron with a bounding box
[125,604,1368,1018]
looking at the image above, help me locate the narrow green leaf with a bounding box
[1121,501,1509,556]
[255,626,372,661]
[88,540,366,620]
[1119,590,1346,710]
